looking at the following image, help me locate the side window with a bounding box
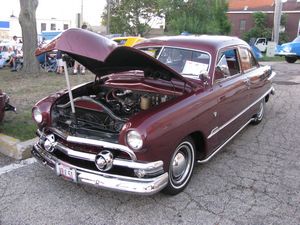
[239,48,258,71]
[256,38,265,44]
[215,49,240,81]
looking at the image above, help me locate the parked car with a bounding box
[275,36,300,63]
[249,37,268,53]
[0,90,16,122]
[250,45,263,59]
[112,36,145,47]
[32,29,275,195]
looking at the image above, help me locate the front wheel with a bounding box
[163,137,195,195]
[285,56,297,63]
[251,100,265,125]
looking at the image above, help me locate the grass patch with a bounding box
[259,55,284,62]
[0,68,93,141]
[0,111,36,141]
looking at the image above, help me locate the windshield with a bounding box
[158,47,210,78]
[293,36,300,43]
[138,46,210,79]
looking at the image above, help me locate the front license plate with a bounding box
[56,163,77,182]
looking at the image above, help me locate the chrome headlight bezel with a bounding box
[126,130,143,151]
[33,107,43,124]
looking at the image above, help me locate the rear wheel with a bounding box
[285,56,297,63]
[251,100,265,125]
[163,137,195,195]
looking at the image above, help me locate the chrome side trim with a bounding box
[67,136,137,161]
[198,118,254,164]
[207,87,273,139]
[32,144,168,195]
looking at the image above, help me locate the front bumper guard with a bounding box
[275,52,297,56]
[32,143,168,195]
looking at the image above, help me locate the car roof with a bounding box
[135,35,249,53]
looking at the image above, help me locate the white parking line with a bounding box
[0,158,37,176]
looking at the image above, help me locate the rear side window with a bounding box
[239,48,258,71]
[215,48,240,81]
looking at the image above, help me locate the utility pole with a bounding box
[107,0,110,34]
[81,0,84,27]
[273,0,282,44]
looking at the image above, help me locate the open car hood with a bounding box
[35,28,195,88]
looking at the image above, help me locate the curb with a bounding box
[0,134,37,160]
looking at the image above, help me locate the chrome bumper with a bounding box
[275,52,297,56]
[32,143,168,195]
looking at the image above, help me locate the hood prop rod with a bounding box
[63,60,77,133]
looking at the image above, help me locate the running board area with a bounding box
[197,118,254,164]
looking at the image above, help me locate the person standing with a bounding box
[73,24,87,75]
[56,50,64,74]
[12,36,19,54]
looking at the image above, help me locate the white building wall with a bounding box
[0,16,73,41]
[36,18,72,33]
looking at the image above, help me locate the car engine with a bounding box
[51,87,174,141]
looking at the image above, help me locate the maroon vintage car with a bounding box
[32,29,275,195]
[0,89,16,122]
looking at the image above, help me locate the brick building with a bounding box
[227,0,300,41]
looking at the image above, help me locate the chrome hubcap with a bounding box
[257,102,264,120]
[170,141,194,189]
[172,152,187,178]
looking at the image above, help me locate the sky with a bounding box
[1,0,107,26]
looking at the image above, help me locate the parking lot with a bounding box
[0,61,299,225]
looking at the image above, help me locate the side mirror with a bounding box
[216,65,230,78]
[199,71,210,81]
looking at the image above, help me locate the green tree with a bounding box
[161,0,231,35]
[243,12,289,43]
[279,14,289,44]
[102,0,163,36]
[242,12,272,42]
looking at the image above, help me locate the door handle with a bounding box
[219,95,226,101]
[243,78,250,86]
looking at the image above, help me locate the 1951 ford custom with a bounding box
[32,29,275,195]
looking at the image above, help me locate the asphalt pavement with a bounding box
[0,61,299,225]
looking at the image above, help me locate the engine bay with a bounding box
[51,86,176,139]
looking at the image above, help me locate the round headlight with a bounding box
[33,108,43,124]
[126,130,143,150]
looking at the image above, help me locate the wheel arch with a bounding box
[265,94,269,103]
[189,131,207,160]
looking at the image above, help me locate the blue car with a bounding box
[275,36,300,63]
[251,45,263,60]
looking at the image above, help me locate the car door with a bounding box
[207,48,250,150]
[238,46,270,114]
[255,38,267,52]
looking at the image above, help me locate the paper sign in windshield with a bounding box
[182,60,208,76]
